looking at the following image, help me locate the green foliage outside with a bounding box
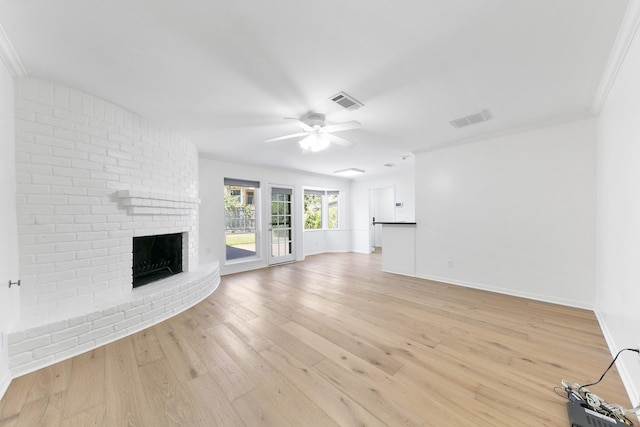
[225,233,256,246]
[328,194,338,228]
[304,194,322,229]
[225,185,255,227]
[328,205,338,228]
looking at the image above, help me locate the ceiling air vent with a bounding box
[329,91,364,110]
[449,109,492,129]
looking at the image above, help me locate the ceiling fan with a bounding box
[265,112,361,153]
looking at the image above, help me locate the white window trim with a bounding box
[303,187,341,231]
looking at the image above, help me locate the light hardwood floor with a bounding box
[0,252,636,426]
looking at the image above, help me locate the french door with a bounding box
[269,186,295,264]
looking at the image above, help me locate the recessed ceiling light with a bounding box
[334,168,365,177]
[384,163,395,167]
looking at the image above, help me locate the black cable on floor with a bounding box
[582,348,640,388]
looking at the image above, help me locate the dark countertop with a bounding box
[373,221,417,225]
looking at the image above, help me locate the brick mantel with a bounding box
[116,189,200,215]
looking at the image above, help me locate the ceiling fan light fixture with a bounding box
[299,134,330,152]
[334,168,365,177]
[267,113,359,151]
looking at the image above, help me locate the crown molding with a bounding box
[592,0,640,115]
[0,24,26,77]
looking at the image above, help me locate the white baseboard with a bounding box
[303,249,351,257]
[414,273,595,310]
[595,311,640,407]
[221,258,267,276]
[0,369,11,402]
[412,273,638,406]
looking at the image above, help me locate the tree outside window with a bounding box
[224,178,259,261]
[328,192,338,229]
[304,189,339,229]
[304,193,322,229]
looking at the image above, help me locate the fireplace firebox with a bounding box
[132,233,183,288]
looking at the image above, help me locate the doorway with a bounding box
[369,186,395,252]
[269,186,295,264]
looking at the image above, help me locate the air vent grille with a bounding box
[329,91,364,110]
[449,109,492,129]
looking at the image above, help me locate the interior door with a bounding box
[269,186,295,264]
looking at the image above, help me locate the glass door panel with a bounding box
[269,186,295,264]
[224,181,258,262]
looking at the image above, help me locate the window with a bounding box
[304,189,339,229]
[224,178,259,261]
[327,191,338,229]
[304,190,323,229]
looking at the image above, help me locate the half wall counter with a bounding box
[374,222,417,276]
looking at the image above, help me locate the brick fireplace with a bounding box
[8,77,219,377]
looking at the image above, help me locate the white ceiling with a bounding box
[0,0,629,178]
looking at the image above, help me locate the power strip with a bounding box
[562,380,633,426]
[567,401,621,426]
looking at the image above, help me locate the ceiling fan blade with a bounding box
[321,120,361,133]
[284,117,313,132]
[325,133,356,148]
[264,132,308,143]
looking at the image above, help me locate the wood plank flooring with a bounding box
[0,252,636,426]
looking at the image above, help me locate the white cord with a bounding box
[626,405,640,414]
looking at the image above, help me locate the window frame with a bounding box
[224,178,261,263]
[327,190,339,229]
[303,190,323,230]
[303,188,340,230]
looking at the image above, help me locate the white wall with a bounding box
[350,169,415,253]
[414,118,597,308]
[0,56,19,400]
[596,13,640,405]
[199,156,351,274]
[303,229,351,256]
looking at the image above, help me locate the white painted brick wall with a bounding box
[15,77,199,315]
[8,77,217,378]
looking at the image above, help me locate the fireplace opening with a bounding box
[133,233,183,288]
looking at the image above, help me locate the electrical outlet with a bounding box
[448,260,454,268]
